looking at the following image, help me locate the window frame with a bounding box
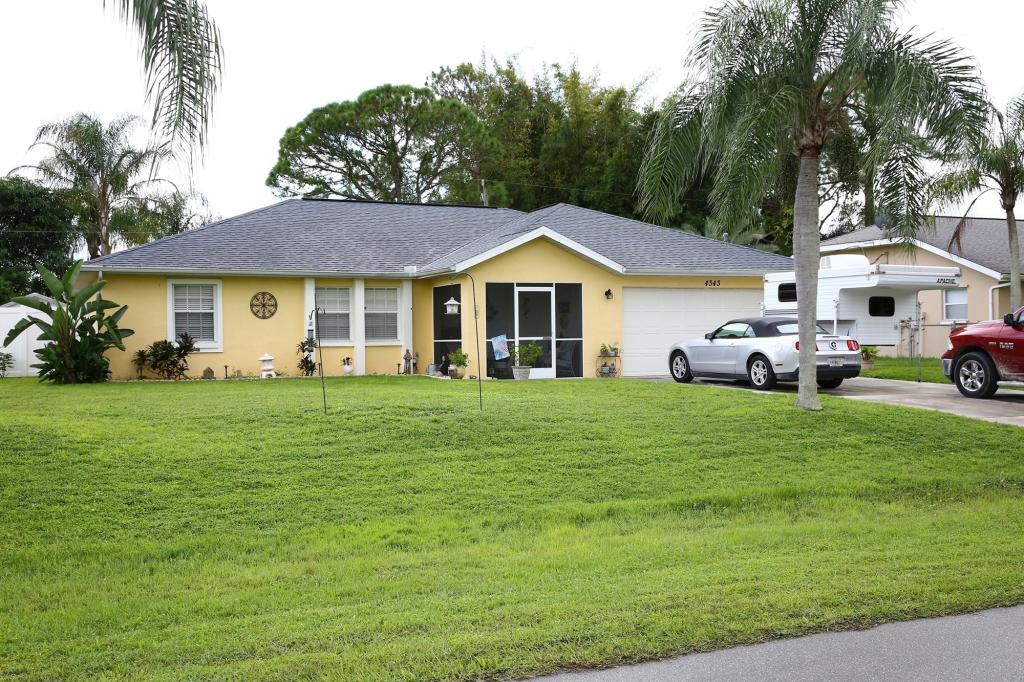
[713,322,753,339]
[315,286,352,345]
[364,286,400,343]
[166,279,223,352]
[943,287,969,323]
[868,296,896,318]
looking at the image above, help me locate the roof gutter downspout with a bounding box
[988,281,1011,320]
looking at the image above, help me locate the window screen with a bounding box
[433,284,461,341]
[868,296,895,317]
[365,287,399,340]
[944,288,969,321]
[778,282,797,302]
[315,287,351,340]
[172,284,216,341]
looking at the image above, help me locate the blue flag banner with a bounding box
[491,334,510,361]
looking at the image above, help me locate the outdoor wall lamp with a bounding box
[605,289,613,300]
[444,297,461,316]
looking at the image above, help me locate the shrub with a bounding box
[448,347,469,368]
[133,333,198,379]
[0,352,12,378]
[512,341,544,367]
[2,261,133,383]
[297,338,317,376]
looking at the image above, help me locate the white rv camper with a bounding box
[763,254,961,346]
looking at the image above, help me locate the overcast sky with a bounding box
[2,0,1022,221]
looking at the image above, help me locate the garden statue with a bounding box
[403,349,413,374]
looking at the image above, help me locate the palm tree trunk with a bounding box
[1007,208,1022,311]
[794,154,822,411]
[863,170,875,227]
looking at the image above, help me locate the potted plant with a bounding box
[448,347,469,379]
[860,345,879,371]
[511,341,543,380]
[599,342,620,357]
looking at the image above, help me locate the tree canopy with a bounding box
[640,0,986,410]
[933,96,1024,310]
[12,113,175,258]
[266,85,496,203]
[110,0,223,153]
[0,177,77,303]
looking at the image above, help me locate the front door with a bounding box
[516,286,554,378]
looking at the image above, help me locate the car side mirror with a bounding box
[1005,313,1016,326]
[705,332,714,340]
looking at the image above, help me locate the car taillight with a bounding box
[794,341,800,350]
[847,340,860,351]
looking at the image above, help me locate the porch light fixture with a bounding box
[605,289,613,300]
[444,297,461,316]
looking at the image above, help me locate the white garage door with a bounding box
[622,287,763,376]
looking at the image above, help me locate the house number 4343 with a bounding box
[704,279,722,287]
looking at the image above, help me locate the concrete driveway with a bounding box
[535,605,1024,682]
[681,376,1024,427]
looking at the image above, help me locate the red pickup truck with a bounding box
[942,306,1024,398]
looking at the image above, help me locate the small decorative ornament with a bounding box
[250,291,278,319]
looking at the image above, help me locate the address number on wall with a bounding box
[704,279,721,287]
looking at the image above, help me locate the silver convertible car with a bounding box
[669,316,862,390]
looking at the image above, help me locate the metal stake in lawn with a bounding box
[309,307,327,416]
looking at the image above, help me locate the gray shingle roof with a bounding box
[86,198,793,276]
[822,216,1024,276]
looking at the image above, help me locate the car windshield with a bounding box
[775,323,831,335]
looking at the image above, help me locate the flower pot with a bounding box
[512,366,532,380]
[860,358,875,371]
[450,367,465,380]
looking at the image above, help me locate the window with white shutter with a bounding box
[315,287,351,341]
[167,280,222,351]
[365,287,399,340]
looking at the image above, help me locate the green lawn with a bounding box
[861,356,948,384]
[2,376,1024,680]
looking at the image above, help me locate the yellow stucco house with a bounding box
[81,199,793,380]
[822,216,1024,358]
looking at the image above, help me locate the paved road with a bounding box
[536,605,1024,681]
[676,376,1024,427]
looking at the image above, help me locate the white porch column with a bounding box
[352,278,366,375]
[303,278,315,339]
[399,280,413,359]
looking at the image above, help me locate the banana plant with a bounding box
[3,261,133,383]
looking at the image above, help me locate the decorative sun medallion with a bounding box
[249,291,278,319]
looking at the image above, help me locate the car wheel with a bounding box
[817,378,843,389]
[954,351,999,399]
[669,351,693,383]
[747,354,776,390]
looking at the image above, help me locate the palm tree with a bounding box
[110,0,223,152]
[640,0,985,410]
[15,114,172,258]
[932,96,1024,312]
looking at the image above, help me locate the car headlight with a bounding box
[947,340,953,351]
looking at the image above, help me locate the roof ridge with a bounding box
[416,203,568,272]
[89,199,298,265]
[300,196,523,212]
[556,203,789,260]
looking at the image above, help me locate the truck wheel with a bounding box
[954,351,999,399]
